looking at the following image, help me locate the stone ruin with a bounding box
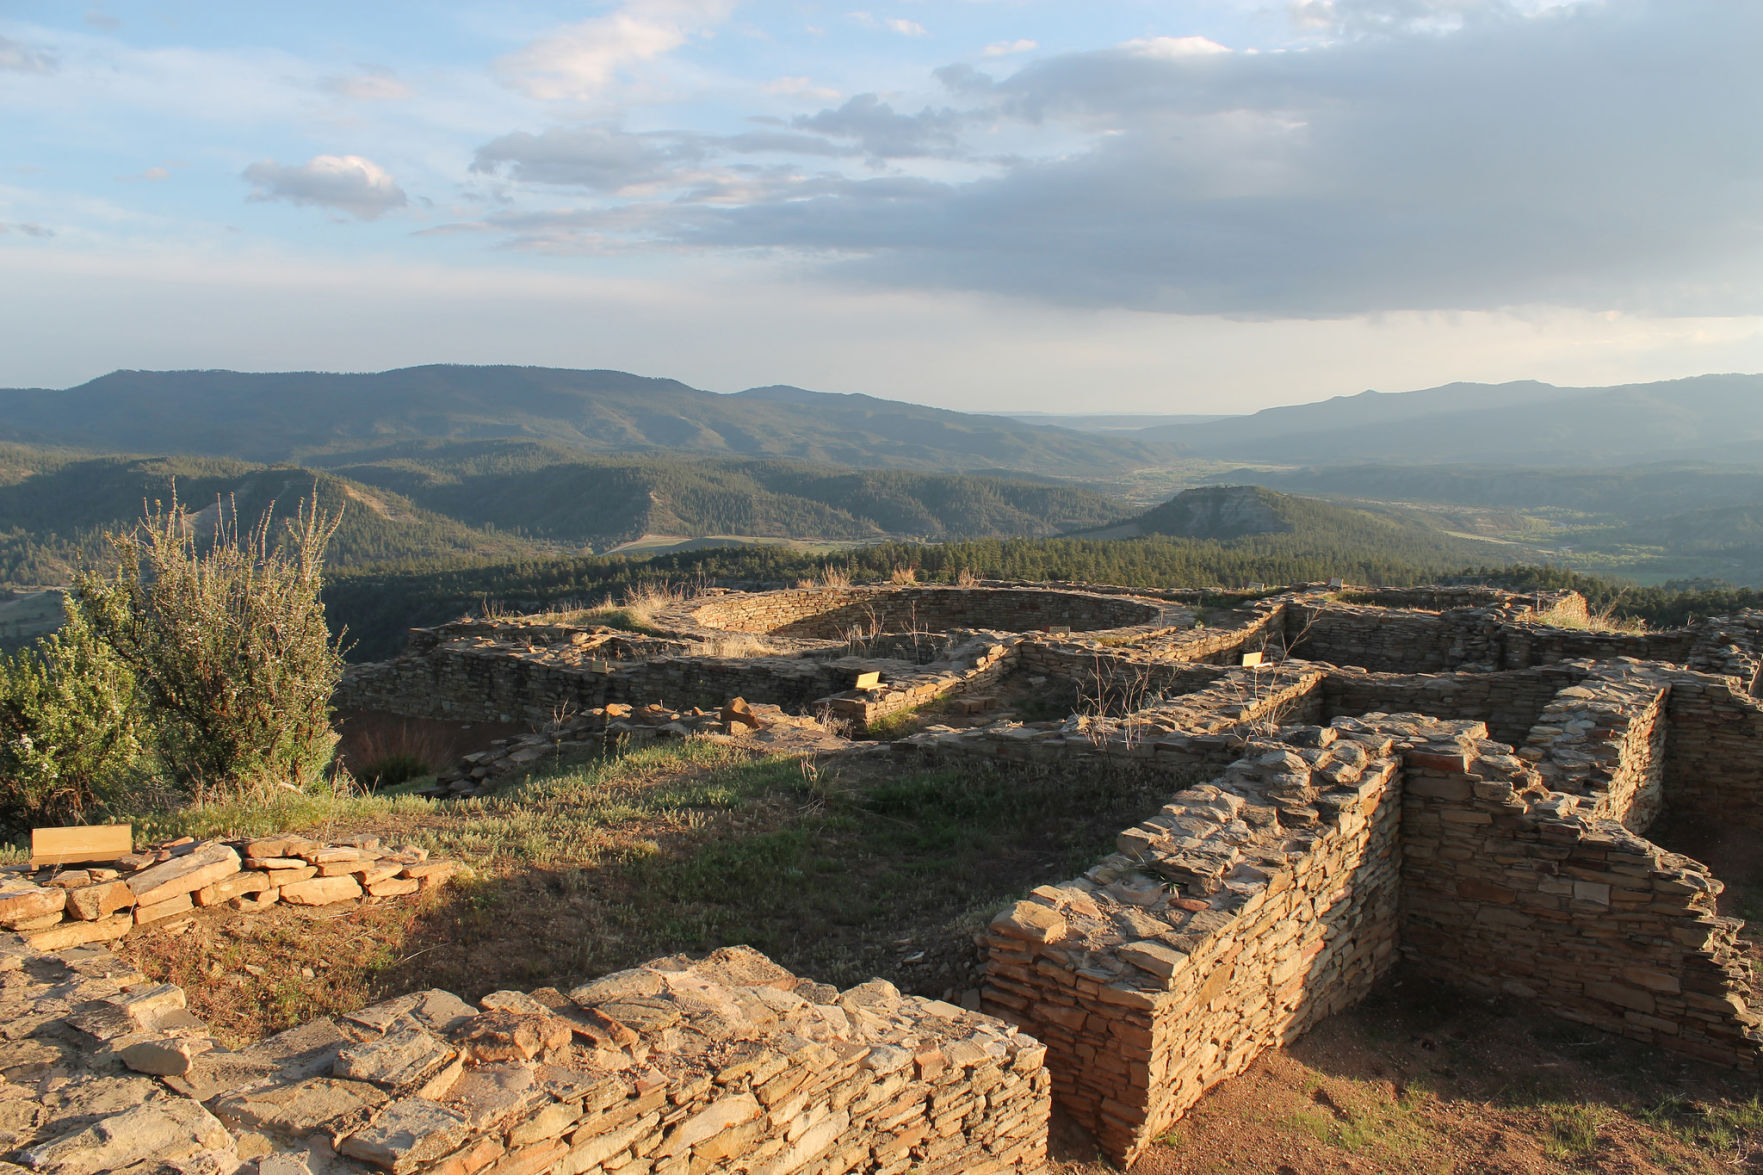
[8,581,1763,1172]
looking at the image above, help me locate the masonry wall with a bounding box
[1290,603,1697,674]
[982,726,1405,1166]
[1399,746,1762,1070]
[1517,669,1669,832]
[688,587,1167,639]
[336,647,872,724]
[3,940,1051,1175]
[1321,665,1581,746]
[1662,674,1763,831]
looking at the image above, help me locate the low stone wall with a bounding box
[1291,598,1701,674]
[1398,725,1762,1070]
[982,721,1404,1166]
[0,835,459,952]
[2,940,1050,1175]
[1321,665,1583,746]
[1516,665,1670,831]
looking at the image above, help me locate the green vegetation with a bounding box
[0,365,1164,475]
[0,599,144,830]
[77,493,347,800]
[0,492,349,835]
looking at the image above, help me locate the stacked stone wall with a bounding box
[685,587,1170,640]
[1517,667,1670,831]
[1398,729,1761,1070]
[3,940,1050,1175]
[1661,674,1763,831]
[982,722,1405,1166]
[0,835,459,953]
[1321,665,1582,746]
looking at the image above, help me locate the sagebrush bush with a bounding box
[77,491,346,801]
[0,599,146,833]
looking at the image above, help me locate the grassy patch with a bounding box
[118,739,1181,1043]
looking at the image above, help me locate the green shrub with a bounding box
[77,491,346,801]
[0,599,146,833]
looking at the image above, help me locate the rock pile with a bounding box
[0,835,461,952]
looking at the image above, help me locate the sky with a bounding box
[2,0,1760,413]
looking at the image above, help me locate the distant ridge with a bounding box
[0,365,1169,477]
[1146,374,1763,465]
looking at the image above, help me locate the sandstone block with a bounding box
[0,880,67,928]
[281,876,363,906]
[196,871,271,907]
[339,1097,469,1174]
[989,901,1066,946]
[136,893,196,925]
[26,911,133,950]
[66,879,136,921]
[402,860,461,888]
[18,1098,231,1175]
[367,877,421,898]
[128,842,241,906]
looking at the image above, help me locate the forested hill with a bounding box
[0,365,1169,477]
[1074,484,1508,564]
[1149,373,1763,465]
[0,444,1127,584]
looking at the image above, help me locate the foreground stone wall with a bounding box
[2,940,1050,1175]
[1517,664,1669,831]
[983,722,1404,1166]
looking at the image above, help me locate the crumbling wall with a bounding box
[982,722,1404,1166]
[1399,732,1762,1070]
[0,835,458,952]
[3,940,1050,1175]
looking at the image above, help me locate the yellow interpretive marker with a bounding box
[1241,651,1265,668]
[854,671,882,690]
[30,824,133,868]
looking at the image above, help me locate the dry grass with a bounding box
[696,633,784,658]
[1521,598,1646,635]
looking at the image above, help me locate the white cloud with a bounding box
[1122,36,1231,58]
[323,71,413,101]
[847,12,927,36]
[0,34,57,73]
[983,39,1038,57]
[494,0,735,101]
[241,155,408,220]
[763,76,842,102]
[116,166,170,183]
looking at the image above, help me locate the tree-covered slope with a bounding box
[0,365,1170,476]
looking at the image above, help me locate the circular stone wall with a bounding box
[683,586,1168,639]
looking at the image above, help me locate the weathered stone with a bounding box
[195,872,270,907]
[65,880,136,921]
[25,912,133,951]
[279,876,363,906]
[0,881,66,928]
[127,843,242,907]
[212,1077,387,1138]
[18,1099,231,1175]
[135,893,196,925]
[333,1026,456,1091]
[338,1097,468,1173]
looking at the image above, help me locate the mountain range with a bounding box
[0,366,1166,477]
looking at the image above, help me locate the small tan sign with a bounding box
[31,824,133,868]
[1241,651,1265,668]
[854,671,882,690]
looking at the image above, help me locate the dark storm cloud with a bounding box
[468,0,1763,317]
